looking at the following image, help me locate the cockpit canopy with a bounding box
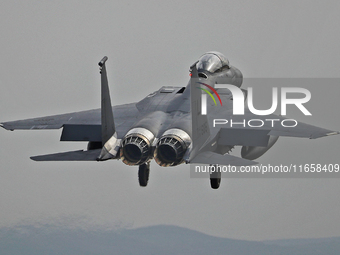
[196,51,230,74]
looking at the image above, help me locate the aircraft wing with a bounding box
[266,117,339,139]
[0,103,137,130]
[0,111,84,130]
[0,103,139,140]
[210,87,339,143]
[210,109,338,148]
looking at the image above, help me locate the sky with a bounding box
[0,0,339,241]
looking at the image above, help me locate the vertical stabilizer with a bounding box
[189,62,211,160]
[97,56,120,161]
[188,61,258,167]
[99,56,115,144]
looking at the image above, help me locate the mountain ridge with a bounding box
[1,224,339,255]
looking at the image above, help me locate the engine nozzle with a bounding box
[154,129,191,167]
[120,128,154,166]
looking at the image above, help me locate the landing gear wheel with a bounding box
[210,165,221,189]
[138,162,150,187]
[210,178,221,189]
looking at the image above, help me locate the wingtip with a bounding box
[310,130,340,139]
[0,123,10,131]
[30,155,44,161]
[326,131,340,136]
[30,156,38,161]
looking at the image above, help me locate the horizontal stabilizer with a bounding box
[30,149,101,161]
[191,151,257,166]
[60,124,101,142]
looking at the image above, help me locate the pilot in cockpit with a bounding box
[196,51,230,78]
[195,51,243,87]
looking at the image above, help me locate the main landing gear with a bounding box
[210,165,221,189]
[137,163,222,189]
[138,162,150,187]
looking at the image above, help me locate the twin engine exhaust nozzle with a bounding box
[154,129,191,167]
[120,127,192,167]
[120,128,154,166]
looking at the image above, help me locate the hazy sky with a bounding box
[0,0,339,241]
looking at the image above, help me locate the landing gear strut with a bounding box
[210,164,221,189]
[138,162,150,187]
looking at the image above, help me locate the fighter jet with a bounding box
[1,52,338,189]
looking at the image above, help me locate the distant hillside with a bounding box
[0,224,339,255]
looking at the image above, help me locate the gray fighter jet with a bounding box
[1,52,338,189]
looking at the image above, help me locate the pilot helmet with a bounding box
[196,51,230,74]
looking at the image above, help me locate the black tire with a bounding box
[210,178,221,189]
[138,163,150,187]
[210,165,221,189]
